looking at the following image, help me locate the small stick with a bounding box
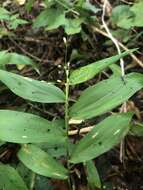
[92,27,143,68]
[68,126,94,136]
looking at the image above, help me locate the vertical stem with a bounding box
[30,172,36,190]
[64,38,72,190]
[65,61,70,149]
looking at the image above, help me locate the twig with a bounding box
[102,0,125,77]
[68,126,94,136]
[92,27,143,68]
[8,37,52,63]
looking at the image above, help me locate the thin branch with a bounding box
[92,27,143,68]
[102,0,125,77]
[68,126,94,136]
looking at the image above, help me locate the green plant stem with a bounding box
[65,65,70,137]
[65,62,72,189]
[30,172,36,190]
[64,37,72,189]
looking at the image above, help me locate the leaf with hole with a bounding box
[0,110,66,144]
[70,72,143,120]
[0,163,28,190]
[18,144,68,180]
[70,112,133,163]
[69,50,134,85]
[0,69,65,103]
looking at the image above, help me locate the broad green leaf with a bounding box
[33,7,83,35]
[69,51,132,85]
[111,5,134,29]
[0,110,66,144]
[130,1,143,27]
[45,10,66,31]
[85,160,101,189]
[0,51,35,66]
[0,163,28,190]
[0,7,10,20]
[39,142,66,158]
[64,18,83,35]
[33,8,66,29]
[70,72,143,120]
[70,112,133,163]
[18,144,68,179]
[111,2,143,29]
[0,69,65,103]
[130,122,143,137]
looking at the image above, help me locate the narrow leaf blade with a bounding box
[85,160,101,189]
[70,72,143,120]
[18,144,68,180]
[70,112,133,163]
[0,51,35,67]
[0,69,65,103]
[0,110,66,144]
[69,50,134,85]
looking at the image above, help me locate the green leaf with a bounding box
[111,5,134,29]
[109,63,121,77]
[16,163,32,188]
[0,110,66,144]
[0,69,65,103]
[18,144,68,179]
[0,51,35,67]
[33,7,83,35]
[0,7,10,20]
[81,0,100,13]
[69,51,132,85]
[111,2,143,29]
[130,1,143,27]
[70,72,143,120]
[33,8,66,29]
[64,18,83,35]
[45,10,66,31]
[17,163,54,190]
[0,163,28,190]
[25,0,35,11]
[85,160,101,189]
[9,14,28,29]
[70,112,133,163]
[130,122,143,137]
[39,143,66,158]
